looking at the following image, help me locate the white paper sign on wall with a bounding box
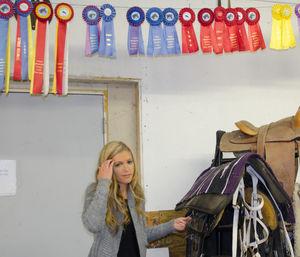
[0,160,16,196]
[146,248,169,257]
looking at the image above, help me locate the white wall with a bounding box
[0,94,105,257]
[8,0,300,212]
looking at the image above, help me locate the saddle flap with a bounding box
[265,142,296,198]
[180,194,232,215]
[220,131,255,152]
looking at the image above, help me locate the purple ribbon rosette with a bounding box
[295,4,300,35]
[82,5,101,56]
[126,6,145,55]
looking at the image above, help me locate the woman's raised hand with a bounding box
[97,159,114,180]
[173,216,192,231]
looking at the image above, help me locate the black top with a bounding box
[117,200,140,257]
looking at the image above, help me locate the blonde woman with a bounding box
[82,141,191,257]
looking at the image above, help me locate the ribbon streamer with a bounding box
[246,8,266,52]
[179,8,199,54]
[82,6,101,56]
[99,4,116,58]
[0,0,14,94]
[162,8,181,55]
[235,8,250,52]
[30,2,52,95]
[127,6,145,55]
[52,3,74,96]
[224,8,239,52]
[282,5,296,49]
[13,0,33,81]
[213,7,229,54]
[198,8,218,54]
[270,4,282,50]
[146,7,167,56]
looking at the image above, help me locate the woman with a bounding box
[82,141,191,257]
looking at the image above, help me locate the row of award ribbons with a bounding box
[0,2,298,95]
[83,5,267,56]
[0,0,74,95]
[83,4,299,56]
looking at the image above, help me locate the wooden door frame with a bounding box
[7,76,142,176]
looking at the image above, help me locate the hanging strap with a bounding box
[238,173,269,256]
[257,124,270,158]
[296,141,300,185]
[228,0,231,8]
[232,179,244,257]
[247,165,295,257]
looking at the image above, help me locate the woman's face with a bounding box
[112,151,135,186]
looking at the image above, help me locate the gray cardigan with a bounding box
[82,179,175,257]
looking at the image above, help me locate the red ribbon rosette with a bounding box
[179,8,199,53]
[31,1,53,95]
[235,8,250,51]
[224,8,239,52]
[245,8,266,52]
[198,8,218,54]
[213,7,227,54]
[53,3,74,95]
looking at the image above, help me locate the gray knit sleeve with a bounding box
[146,219,176,243]
[81,179,112,233]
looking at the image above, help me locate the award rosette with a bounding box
[270,4,283,49]
[163,8,181,55]
[235,8,250,51]
[281,5,296,49]
[52,3,73,96]
[0,0,14,94]
[213,7,228,54]
[13,0,33,81]
[198,8,218,54]
[127,6,145,56]
[245,8,266,52]
[179,8,199,54]
[295,4,300,36]
[224,8,239,52]
[82,5,101,56]
[146,7,167,56]
[30,1,52,95]
[99,4,116,58]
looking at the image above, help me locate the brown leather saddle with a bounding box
[219,108,300,198]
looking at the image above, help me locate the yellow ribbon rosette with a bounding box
[281,5,296,49]
[270,4,296,50]
[270,4,283,49]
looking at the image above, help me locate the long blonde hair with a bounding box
[96,141,145,234]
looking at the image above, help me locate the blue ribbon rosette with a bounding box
[163,8,181,55]
[13,0,33,80]
[146,7,167,56]
[126,6,145,55]
[0,0,14,92]
[82,5,101,56]
[99,4,116,58]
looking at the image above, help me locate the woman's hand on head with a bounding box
[173,216,192,231]
[97,159,114,180]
